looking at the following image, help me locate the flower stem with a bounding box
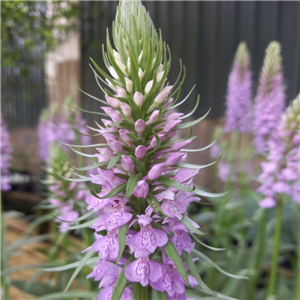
[267,197,284,300]
[246,209,267,300]
[133,283,150,300]
[208,130,239,288]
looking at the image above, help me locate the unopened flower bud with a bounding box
[134,92,144,107]
[154,86,173,104]
[105,94,120,108]
[163,120,181,133]
[156,71,164,82]
[166,153,186,166]
[106,79,117,92]
[101,107,122,123]
[166,112,184,121]
[113,50,121,61]
[97,147,114,159]
[135,145,147,160]
[138,68,144,81]
[127,57,131,73]
[133,180,149,198]
[135,119,146,135]
[145,80,153,94]
[109,66,120,80]
[107,138,124,153]
[119,129,132,143]
[163,98,174,109]
[138,50,143,64]
[147,110,159,125]
[125,77,133,93]
[121,103,132,117]
[116,86,127,99]
[121,155,135,174]
[148,163,164,180]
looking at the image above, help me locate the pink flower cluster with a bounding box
[49,180,89,232]
[225,42,252,134]
[1,113,12,191]
[253,42,285,154]
[258,94,300,208]
[38,109,90,161]
[86,105,200,298]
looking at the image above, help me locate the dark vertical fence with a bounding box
[80,1,300,121]
[1,67,46,129]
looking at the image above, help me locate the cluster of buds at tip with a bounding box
[258,93,300,208]
[253,41,286,154]
[1,113,12,191]
[225,42,252,134]
[69,1,220,299]
[38,99,91,162]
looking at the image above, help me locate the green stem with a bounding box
[208,131,239,288]
[295,206,300,300]
[133,283,150,300]
[267,198,284,300]
[246,209,267,300]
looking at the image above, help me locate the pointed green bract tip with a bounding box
[262,41,282,79]
[235,41,250,70]
[283,92,300,130]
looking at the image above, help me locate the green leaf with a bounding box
[117,224,129,263]
[191,233,225,252]
[73,161,108,171]
[175,108,211,129]
[36,291,98,299]
[194,188,230,198]
[66,219,95,230]
[192,249,248,280]
[146,194,163,215]
[11,281,58,296]
[152,289,168,300]
[42,257,98,272]
[107,154,122,169]
[64,248,95,292]
[177,157,220,170]
[163,240,189,285]
[100,183,127,199]
[25,214,53,235]
[159,178,192,192]
[182,137,219,153]
[182,251,212,295]
[125,173,142,197]
[111,254,135,300]
[8,234,51,252]
[180,94,200,120]
[181,215,206,236]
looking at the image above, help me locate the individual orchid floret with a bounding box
[124,256,162,287]
[258,93,300,207]
[1,113,12,191]
[253,41,286,154]
[225,42,252,134]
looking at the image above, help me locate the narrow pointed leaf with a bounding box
[175,108,211,129]
[159,178,192,192]
[125,173,142,197]
[192,249,248,280]
[100,183,127,199]
[117,224,129,263]
[107,154,121,169]
[111,254,135,300]
[64,248,95,292]
[163,240,189,285]
[181,215,206,236]
[194,189,230,198]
